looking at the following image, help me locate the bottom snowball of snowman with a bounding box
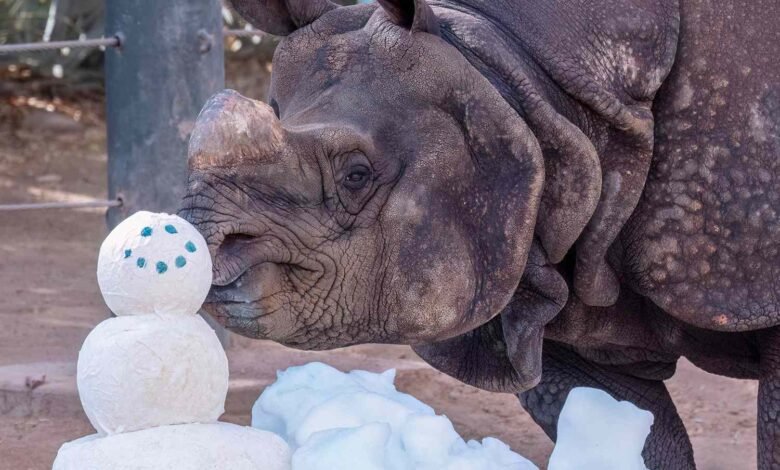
[77,313,229,435]
[52,422,292,470]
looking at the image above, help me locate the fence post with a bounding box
[105,0,224,226]
[105,0,230,346]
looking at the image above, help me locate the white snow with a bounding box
[253,366,655,470]
[52,422,291,470]
[548,387,654,470]
[77,313,229,435]
[252,362,538,470]
[97,211,212,317]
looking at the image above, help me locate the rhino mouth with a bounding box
[202,266,275,338]
[201,231,328,338]
[203,259,307,341]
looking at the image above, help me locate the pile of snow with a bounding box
[54,212,291,470]
[252,362,538,470]
[252,363,655,470]
[549,387,654,470]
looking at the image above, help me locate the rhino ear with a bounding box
[376,0,439,34]
[444,79,545,334]
[229,0,339,36]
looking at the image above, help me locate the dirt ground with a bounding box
[0,97,760,469]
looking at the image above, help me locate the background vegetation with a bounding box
[0,0,364,91]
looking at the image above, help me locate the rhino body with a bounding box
[182,0,780,468]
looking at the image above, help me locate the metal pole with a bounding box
[105,0,224,227]
[0,200,121,211]
[105,0,230,346]
[0,37,118,54]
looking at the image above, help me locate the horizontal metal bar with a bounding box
[0,199,122,211]
[223,29,266,38]
[0,31,265,56]
[0,36,120,54]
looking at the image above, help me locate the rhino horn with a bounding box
[188,89,285,170]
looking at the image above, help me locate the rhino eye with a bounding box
[343,165,371,190]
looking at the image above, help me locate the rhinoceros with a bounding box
[180,0,780,468]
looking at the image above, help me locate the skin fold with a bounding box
[180,0,779,468]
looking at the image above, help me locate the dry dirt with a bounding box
[0,99,760,469]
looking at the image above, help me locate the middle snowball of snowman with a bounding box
[77,313,229,435]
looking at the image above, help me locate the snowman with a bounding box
[53,211,291,470]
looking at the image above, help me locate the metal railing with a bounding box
[0,27,264,212]
[0,36,120,54]
[0,29,263,54]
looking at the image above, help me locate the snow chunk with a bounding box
[53,422,291,470]
[78,314,228,435]
[291,423,392,470]
[548,387,654,470]
[252,362,537,470]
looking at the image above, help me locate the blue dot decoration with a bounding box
[137,257,146,268]
[164,224,178,234]
[156,261,168,274]
[124,249,132,259]
[175,256,187,268]
[141,227,153,237]
[185,241,197,253]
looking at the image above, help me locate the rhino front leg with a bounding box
[518,341,695,470]
[758,328,780,470]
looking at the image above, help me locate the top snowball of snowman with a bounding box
[97,211,212,316]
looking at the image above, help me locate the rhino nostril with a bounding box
[218,233,257,257]
[223,233,256,244]
[211,233,260,286]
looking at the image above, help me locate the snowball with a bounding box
[97,211,212,316]
[53,422,291,470]
[548,387,654,470]
[252,362,537,470]
[77,314,228,435]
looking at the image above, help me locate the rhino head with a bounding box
[181,0,544,355]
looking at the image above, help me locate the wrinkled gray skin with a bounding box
[180,0,780,468]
